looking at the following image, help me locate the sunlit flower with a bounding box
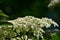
[0,16,59,40]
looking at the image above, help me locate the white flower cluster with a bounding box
[48,0,60,8]
[0,16,59,40]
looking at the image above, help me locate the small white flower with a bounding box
[11,38,16,40]
[8,25,12,27]
[28,39,32,40]
[24,35,28,40]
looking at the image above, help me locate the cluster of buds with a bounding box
[0,16,59,40]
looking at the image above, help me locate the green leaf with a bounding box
[0,10,9,18]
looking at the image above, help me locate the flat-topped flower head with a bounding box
[0,16,59,40]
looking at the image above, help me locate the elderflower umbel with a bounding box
[0,16,59,40]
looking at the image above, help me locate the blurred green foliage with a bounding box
[51,33,60,40]
[0,10,9,20]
